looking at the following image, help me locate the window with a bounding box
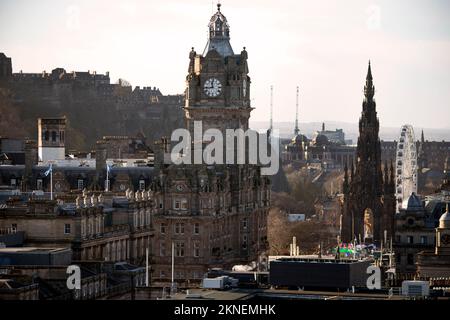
[395,235,401,243]
[77,179,84,190]
[159,202,163,209]
[160,242,166,257]
[242,235,247,249]
[242,218,248,229]
[139,180,145,191]
[160,270,166,278]
[160,223,166,234]
[175,242,185,257]
[11,223,17,232]
[175,223,185,234]
[52,131,57,142]
[194,223,200,235]
[10,178,16,187]
[396,253,401,264]
[193,242,200,257]
[407,253,414,265]
[64,224,71,234]
[44,131,49,141]
[407,236,414,244]
[420,236,428,245]
[37,179,43,190]
[173,198,188,211]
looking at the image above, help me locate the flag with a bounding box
[44,164,52,177]
[106,163,112,174]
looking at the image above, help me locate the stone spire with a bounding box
[364,61,375,102]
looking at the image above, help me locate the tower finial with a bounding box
[364,61,374,100]
[366,60,373,80]
[217,2,221,11]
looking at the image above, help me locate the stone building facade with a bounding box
[393,193,437,276]
[0,191,154,264]
[152,4,270,282]
[417,205,450,277]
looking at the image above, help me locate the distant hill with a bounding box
[250,121,450,143]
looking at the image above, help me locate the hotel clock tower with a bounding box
[184,3,253,136]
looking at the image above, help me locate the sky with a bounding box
[1,0,449,129]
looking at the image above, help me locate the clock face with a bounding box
[242,78,247,97]
[204,78,222,97]
[176,185,184,192]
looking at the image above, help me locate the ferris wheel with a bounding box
[395,124,418,212]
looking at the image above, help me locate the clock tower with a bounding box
[184,3,253,136]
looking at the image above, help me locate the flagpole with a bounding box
[106,165,109,192]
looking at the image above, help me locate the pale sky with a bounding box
[1,0,449,129]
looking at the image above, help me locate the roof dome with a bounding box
[439,204,450,228]
[203,3,234,57]
[291,134,308,145]
[314,134,329,146]
[404,192,423,212]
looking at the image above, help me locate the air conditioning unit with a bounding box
[401,280,429,297]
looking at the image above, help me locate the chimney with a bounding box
[95,140,107,186]
[23,140,38,191]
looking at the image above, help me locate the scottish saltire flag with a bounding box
[106,163,112,173]
[44,164,53,176]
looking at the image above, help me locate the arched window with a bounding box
[51,131,57,142]
[44,131,49,141]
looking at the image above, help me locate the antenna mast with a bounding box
[270,85,273,133]
[295,86,299,136]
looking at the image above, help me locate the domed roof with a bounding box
[203,3,234,57]
[314,134,329,146]
[404,192,423,211]
[439,204,450,228]
[291,134,308,145]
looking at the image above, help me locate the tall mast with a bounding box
[269,85,273,134]
[295,86,299,136]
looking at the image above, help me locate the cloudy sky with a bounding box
[1,0,449,129]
